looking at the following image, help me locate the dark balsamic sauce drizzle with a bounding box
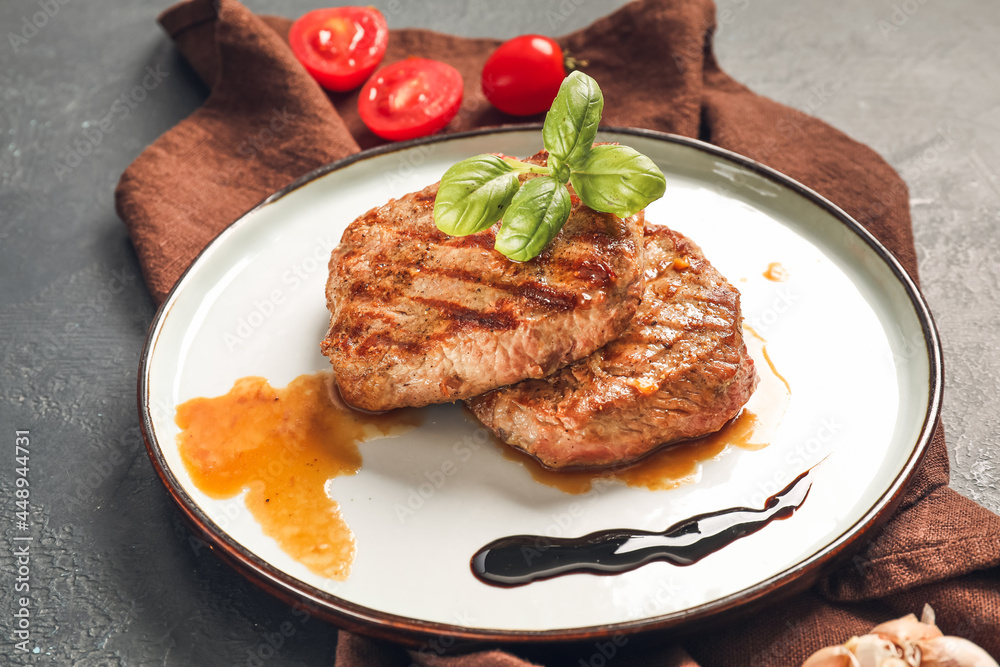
[471,468,814,587]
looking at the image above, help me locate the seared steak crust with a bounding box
[467,225,758,469]
[321,153,645,412]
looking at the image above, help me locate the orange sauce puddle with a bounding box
[496,326,791,494]
[763,262,789,282]
[175,372,421,580]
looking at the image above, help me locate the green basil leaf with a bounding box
[542,71,603,170]
[434,155,521,236]
[569,144,666,218]
[494,176,572,262]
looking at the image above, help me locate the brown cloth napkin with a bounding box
[116,0,1000,664]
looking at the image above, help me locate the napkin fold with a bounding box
[116,0,1000,663]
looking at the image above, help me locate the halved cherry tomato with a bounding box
[482,35,567,116]
[289,7,389,92]
[358,58,464,141]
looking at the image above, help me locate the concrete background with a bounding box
[1,0,997,663]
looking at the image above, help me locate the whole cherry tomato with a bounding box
[358,58,464,141]
[289,7,389,92]
[481,35,568,116]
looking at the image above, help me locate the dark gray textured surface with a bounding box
[1,0,997,663]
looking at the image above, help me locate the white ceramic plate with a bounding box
[139,128,941,645]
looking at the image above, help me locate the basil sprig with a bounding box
[433,71,666,261]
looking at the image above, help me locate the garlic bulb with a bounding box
[871,613,942,645]
[802,646,861,667]
[846,635,903,667]
[919,637,997,667]
[800,606,997,667]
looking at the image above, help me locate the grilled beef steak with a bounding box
[321,153,645,412]
[467,225,758,469]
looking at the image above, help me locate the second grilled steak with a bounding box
[320,152,646,412]
[467,225,758,469]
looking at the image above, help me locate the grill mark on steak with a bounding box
[511,283,579,312]
[443,232,497,252]
[321,150,646,411]
[391,223,456,245]
[410,296,519,332]
[410,189,437,205]
[347,265,581,315]
[417,265,487,286]
[410,265,580,312]
[467,224,758,469]
[396,226,620,292]
[355,332,423,356]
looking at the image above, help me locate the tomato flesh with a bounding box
[289,7,388,92]
[482,35,566,116]
[358,58,464,141]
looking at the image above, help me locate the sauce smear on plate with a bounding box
[763,262,789,282]
[175,332,787,578]
[176,372,419,579]
[472,467,813,587]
